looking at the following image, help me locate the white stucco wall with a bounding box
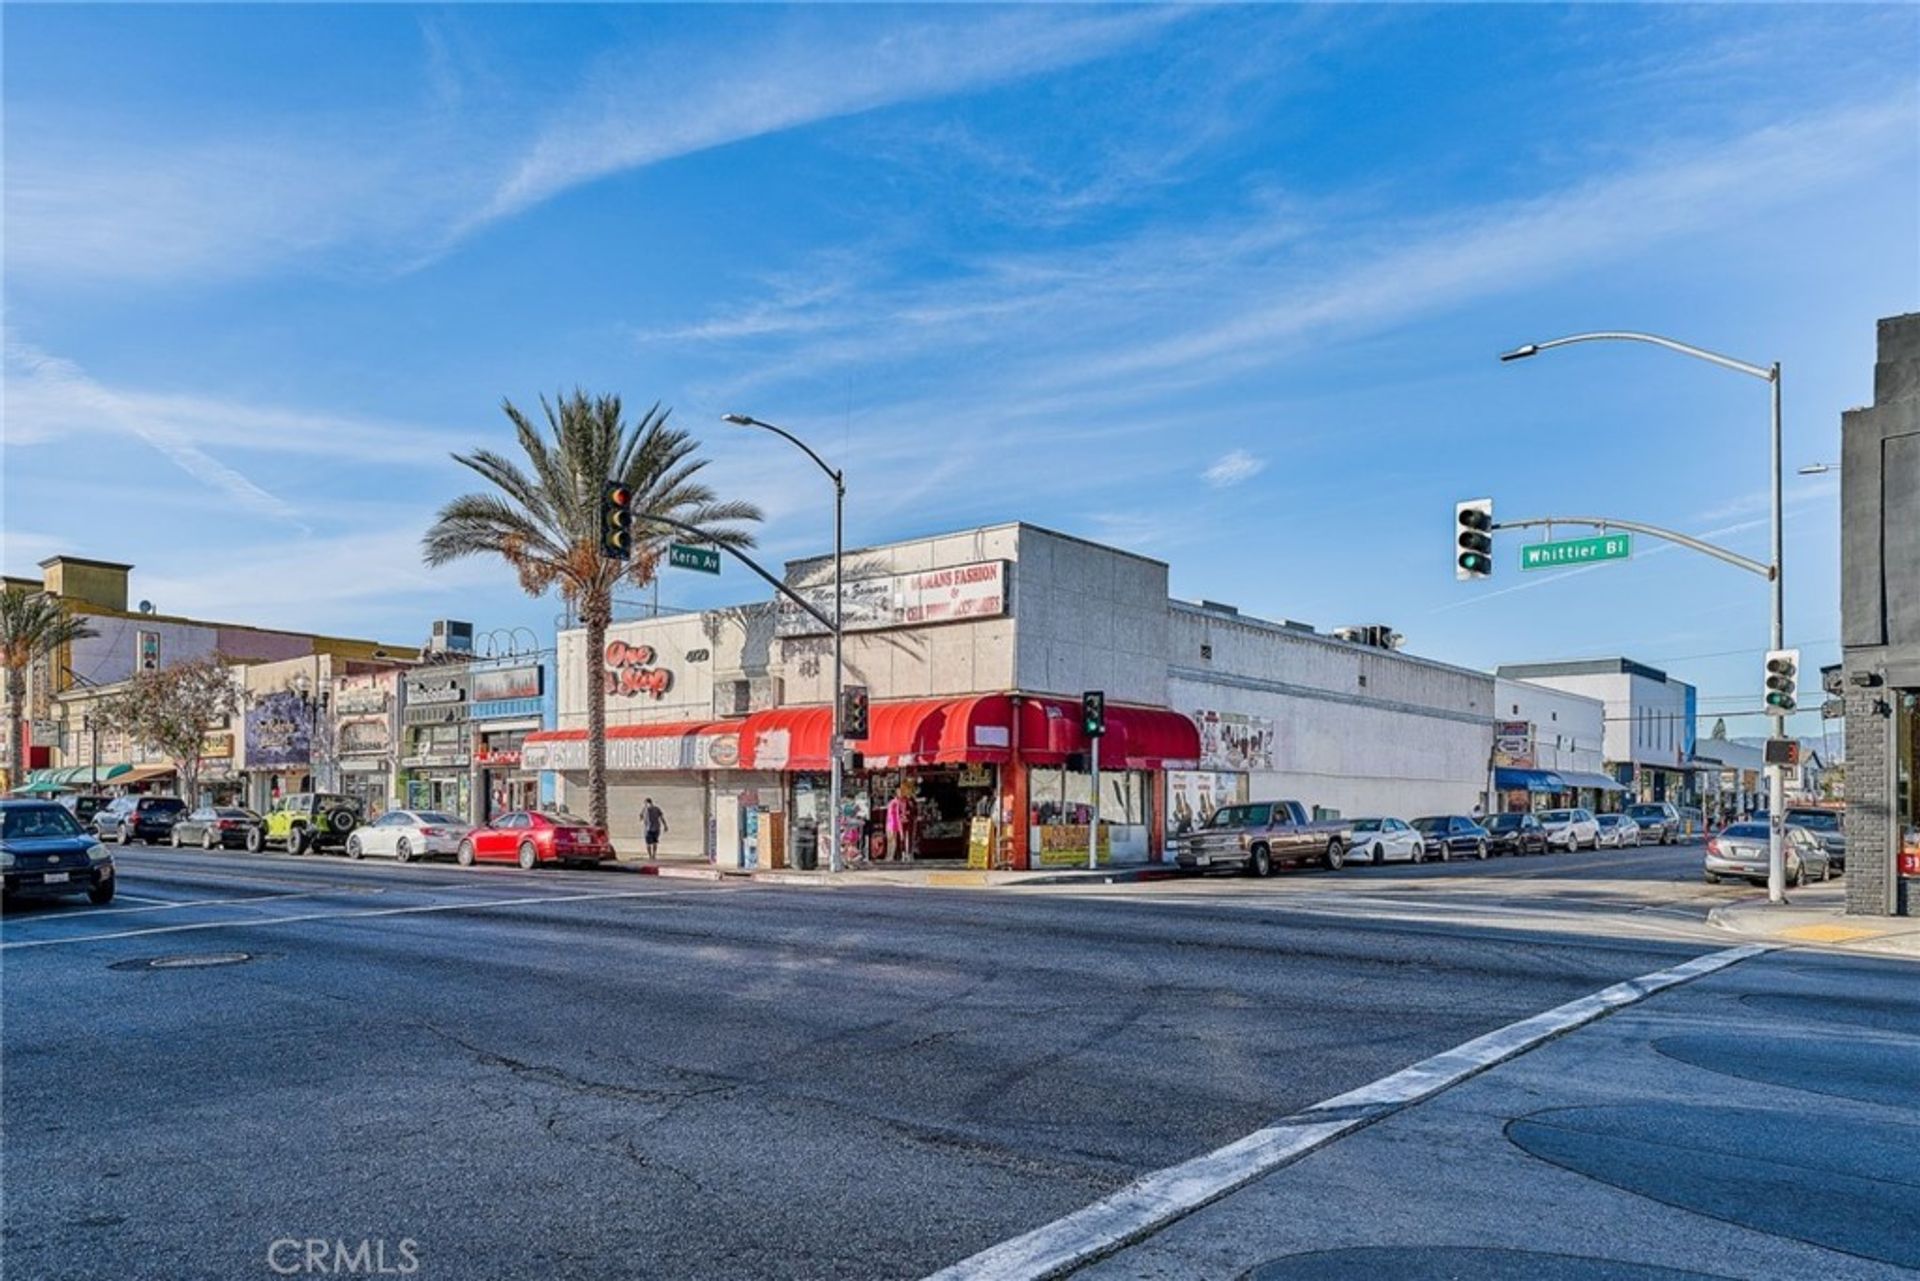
[1170,604,1494,820]
[1508,669,1690,769]
[1494,678,1606,775]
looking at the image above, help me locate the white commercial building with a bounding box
[530,524,1496,867]
[1490,677,1621,810]
[1496,659,1700,806]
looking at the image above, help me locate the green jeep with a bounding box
[248,792,360,856]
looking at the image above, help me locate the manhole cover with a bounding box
[110,952,256,971]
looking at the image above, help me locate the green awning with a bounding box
[16,779,70,794]
[43,764,130,786]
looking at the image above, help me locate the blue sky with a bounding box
[5,4,1916,741]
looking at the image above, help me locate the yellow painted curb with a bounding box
[1779,923,1888,944]
[925,871,992,887]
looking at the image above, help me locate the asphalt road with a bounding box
[3,840,1910,1280]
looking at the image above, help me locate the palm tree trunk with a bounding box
[583,596,610,839]
[5,668,23,791]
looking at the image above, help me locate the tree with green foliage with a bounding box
[422,392,760,835]
[96,656,241,807]
[1,585,98,791]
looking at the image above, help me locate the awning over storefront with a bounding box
[116,762,178,787]
[522,693,1202,774]
[1555,769,1627,793]
[1495,767,1568,793]
[27,764,132,789]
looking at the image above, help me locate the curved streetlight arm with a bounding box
[723,414,844,491]
[1492,515,1774,580]
[1501,332,1773,382]
[637,514,835,633]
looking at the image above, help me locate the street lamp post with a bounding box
[723,413,847,873]
[1501,331,1789,903]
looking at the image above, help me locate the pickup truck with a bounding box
[1176,801,1351,877]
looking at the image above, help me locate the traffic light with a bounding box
[1455,498,1494,580]
[1082,690,1106,738]
[600,480,633,560]
[1764,648,1800,713]
[842,685,870,741]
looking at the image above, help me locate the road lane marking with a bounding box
[0,886,726,951]
[47,889,349,918]
[922,942,1772,1281]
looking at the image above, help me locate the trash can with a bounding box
[795,822,819,871]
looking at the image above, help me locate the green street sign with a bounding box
[1520,534,1632,572]
[668,543,722,575]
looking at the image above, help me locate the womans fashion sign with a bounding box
[246,691,312,767]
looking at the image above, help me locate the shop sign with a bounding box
[339,720,390,755]
[604,642,674,700]
[1035,823,1111,866]
[473,666,542,703]
[245,692,312,767]
[523,732,738,773]
[967,818,996,869]
[776,559,1008,638]
[1190,710,1275,772]
[201,730,234,760]
[474,747,523,768]
[339,758,390,773]
[958,764,992,788]
[1493,721,1535,768]
[334,683,389,715]
[401,750,467,769]
[408,676,466,706]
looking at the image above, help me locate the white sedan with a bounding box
[345,810,472,863]
[1347,817,1426,865]
[1539,808,1600,851]
[1595,814,1641,848]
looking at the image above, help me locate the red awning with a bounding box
[742,696,1016,771]
[1017,696,1201,770]
[524,696,1199,773]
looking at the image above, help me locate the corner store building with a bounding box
[526,523,1493,867]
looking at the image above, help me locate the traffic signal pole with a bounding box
[1089,734,1100,871]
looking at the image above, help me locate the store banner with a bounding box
[776,560,1008,637]
[523,733,739,773]
[473,665,542,703]
[1190,710,1275,772]
[1034,823,1111,866]
[1493,721,1535,768]
[245,692,311,767]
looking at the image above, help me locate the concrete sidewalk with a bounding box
[1708,882,1920,957]
[609,857,1187,890]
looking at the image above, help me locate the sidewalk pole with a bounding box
[1088,734,1100,870]
[1766,363,1787,904]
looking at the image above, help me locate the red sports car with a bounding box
[457,811,615,869]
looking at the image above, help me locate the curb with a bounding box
[609,862,1190,889]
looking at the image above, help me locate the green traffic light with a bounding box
[1765,693,1796,710]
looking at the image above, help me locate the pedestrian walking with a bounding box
[642,797,667,858]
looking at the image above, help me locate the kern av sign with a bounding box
[1520,534,1632,572]
[776,560,1008,638]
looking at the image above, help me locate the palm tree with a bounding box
[423,392,760,835]
[1,586,98,791]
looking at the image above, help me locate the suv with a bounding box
[1783,806,1845,871]
[61,794,113,825]
[1626,802,1680,845]
[250,793,360,856]
[3,800,116,906]
[93,795,188,845]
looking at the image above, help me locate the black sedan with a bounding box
[170,807,263,850]
[2,800,116,906]
[1412,815,1493,861]
[1484,812,1548,856]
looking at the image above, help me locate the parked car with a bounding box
[2,799,115,906]
[1595,813,1641,848]
[347,810,472,863]
[1484,812,1548,856]
[59,794,113,825]
[170,807,263,850]
[457,811,615,870]
[1705,822,1832,887]
[1539,808,1600,851]
[249,793,360,855]
[1175,801,1351,876]
[93,795,188,845]
[1346,817,1425,865]
[1411,815,1491,861]
[1783,806,1845,871]
[1626,802,1680,845]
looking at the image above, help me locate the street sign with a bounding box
[1821,698,1846,720]
[668,543,721,575]
[1519,534,1632,571]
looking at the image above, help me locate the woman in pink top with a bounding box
[885,790,910,862]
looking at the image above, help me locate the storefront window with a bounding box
[1028,766,1149,826]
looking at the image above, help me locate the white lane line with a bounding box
[0,887,715,951]
[62,889,349,918]
[923,942,1772,1281]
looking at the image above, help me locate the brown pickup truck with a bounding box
[1176,800,1351,877]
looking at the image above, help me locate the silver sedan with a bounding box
[1704,822,1832,887]
[345,810,472,863]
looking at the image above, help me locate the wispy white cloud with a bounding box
[1203,449,1266,488]
[463,8,1183,239]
